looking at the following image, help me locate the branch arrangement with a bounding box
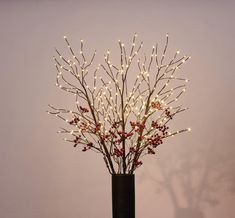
[48,33,191,174]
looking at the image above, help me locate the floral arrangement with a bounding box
[48,33,191,174]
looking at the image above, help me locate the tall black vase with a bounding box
[112,174,135,218]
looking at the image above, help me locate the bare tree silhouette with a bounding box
[142,127,235,218]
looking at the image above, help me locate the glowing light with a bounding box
[49,33,191,174]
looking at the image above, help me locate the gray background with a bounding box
[0,0,235,217]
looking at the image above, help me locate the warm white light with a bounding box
[49,33,191,174]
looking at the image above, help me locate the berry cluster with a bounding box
[69,116,80,125]
[130,121,145,133]
[151,101,161,110]
[79,106,89,113]
[82,142,93,152]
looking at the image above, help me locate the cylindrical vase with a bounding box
[112,174,135,218]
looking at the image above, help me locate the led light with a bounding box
[49,34,191,164]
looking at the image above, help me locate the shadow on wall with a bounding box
[141,127,235,218]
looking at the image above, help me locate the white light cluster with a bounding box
[48,33,191,174]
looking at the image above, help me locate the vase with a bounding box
[112,174,135,218]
